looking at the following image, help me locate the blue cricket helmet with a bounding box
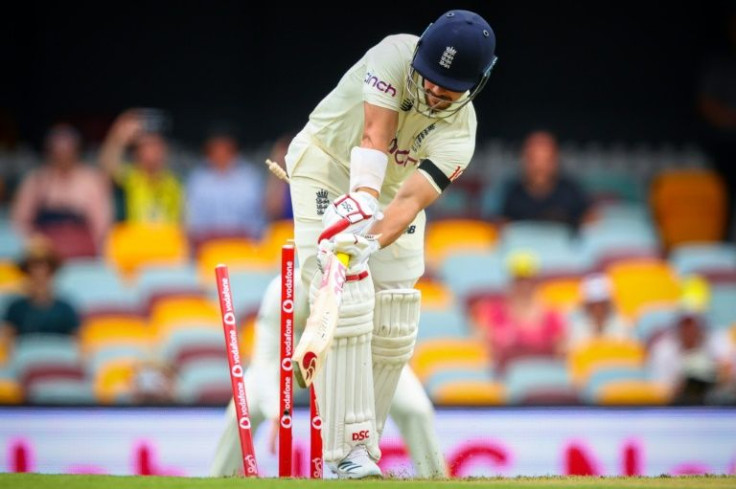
[412,10,497,93]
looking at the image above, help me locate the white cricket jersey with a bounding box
[300,33,477,202]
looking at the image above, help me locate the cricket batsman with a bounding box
[209,272,448,478]
[233,9,497,479]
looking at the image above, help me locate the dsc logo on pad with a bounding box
[352,430,370,441]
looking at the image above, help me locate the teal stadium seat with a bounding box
[220,270,288,317]
[503,357,573,404]
[580,219,659,267]
[54,259,139,313]
[440,251,507,299]
[499,221,572,251]
[86,344,149,376]
[11,334,82,379]
[594,202,652,224]
[136,263,202,303]
[0,220,24,260]
[708,285,736,329]
[25,378,96,405]
[175,357,231,404]
[426,366,494,399]
[580,171,644,203]
[635,307,679,345]
[501,245,590,277]
[159,327,225,366]
[417,308,470,341]
[582,366,647,403]
[670,243,736,276]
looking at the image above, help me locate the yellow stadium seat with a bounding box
[432,380,506,406]
[415,278,454,310]
[105,223,189,279]
[0,261,23,294]
[150,296,221,338]
[94,359,137,404]
[411,338,491,383]
[260,219,295,258]
[596,380,671,405]
[536,278,582,312]
[607,259,681,319]
[425,219,498,269]
[568,338,645,386]
[650,169,727,249]
[0,379,23,404]
[239,313,257,363]
[198,238,276,283]
[79,316,150,353]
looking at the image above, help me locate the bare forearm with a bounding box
[98,137,125,177]
[369,197,421,248]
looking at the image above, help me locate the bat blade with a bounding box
[293,251,349,388]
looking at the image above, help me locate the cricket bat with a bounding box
[292,250,350,388]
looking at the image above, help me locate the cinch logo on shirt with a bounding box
[388,138,419,167]
[364,72,397,97]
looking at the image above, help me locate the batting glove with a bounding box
[318,233,381,274]
[318,192,383,243]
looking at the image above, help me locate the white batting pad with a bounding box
[371,289,420,437]
[312,272,380,464]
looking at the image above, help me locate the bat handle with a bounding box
[335,252,350,267]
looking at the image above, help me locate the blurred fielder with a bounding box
[222,9,497,479]
[209,272,447,478]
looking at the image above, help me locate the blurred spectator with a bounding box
[567,273,632,349]
[264,132,294,221]
[2,236,80,337]
[499,131,594,229]
[131,359,177,405]
[647,307,732,405]
[695,10,736,238]
[10,124,112,257]
[472,251,566,372]
[99,109,183,224]
[185,122,267,241]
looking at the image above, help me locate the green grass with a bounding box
[1,474,735,489]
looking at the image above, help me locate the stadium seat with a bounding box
[414,278,454,311]
[580,172,644,204]
[431,379,506,406]
[26,378,96,405]
[105,223,189,278]
[440,251,507,299]
[93,359,138,404]
[0,261,23,294]
[580,220,660,269]
[607,259,681,319]
[159,327,226,367]
[54,258,139,314]
[411,338,491,383]
[197,238,277,284]
[416,308,471,341]
[425,366,493,392]
[634,306,679,347]
[708,284,736,329]
[593,202,651,223]
[0,221,24,260]
[86,344,150,378]
[568,338,645,386]
[424,219,498,269]
[501,245,590,278]
[503,357,572,404]
[498,221,572,251]
[11,334,83,381]
[79,315,150,354]
[149,296,221,338]
[595,379,671,405]
[536,278,582,312]
[212,270,276,317]
[649,169,727,249]
[176,357,231,404]
[670,243,736,276]
[259,219,295,263]
[0,379,23,404]
[582,366,648,403]
[136,263,203,305]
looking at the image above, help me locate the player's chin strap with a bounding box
[311,269,381,465]
[371,289,421,438]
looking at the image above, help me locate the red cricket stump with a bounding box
[310,385,323,479]
[279,244,295,477]
[215,265,258,477]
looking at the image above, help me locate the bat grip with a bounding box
[335,252,350,267]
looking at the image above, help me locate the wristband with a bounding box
[349,147,388,193]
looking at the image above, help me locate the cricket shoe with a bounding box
[328,444,383,479]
